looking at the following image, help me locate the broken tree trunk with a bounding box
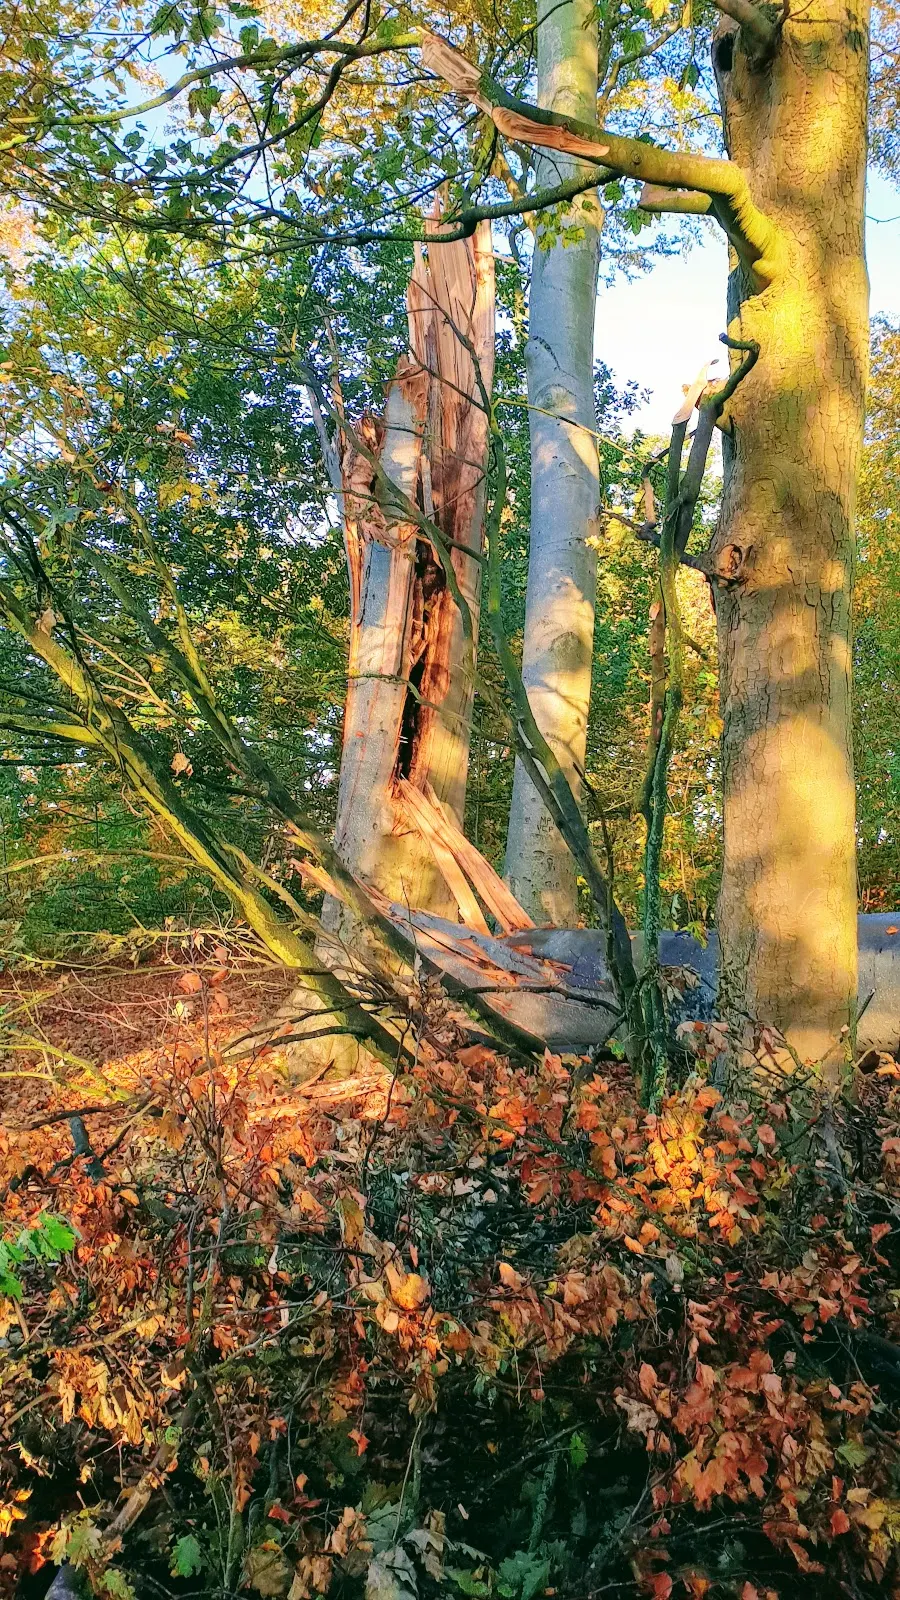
[323,217,495,956]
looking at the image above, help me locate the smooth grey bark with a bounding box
[406,913,900,1056]
[504,0,602,925]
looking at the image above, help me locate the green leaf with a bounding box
[0,1267,23,1301]
[101,1572,136,1600]
[61,1514,103,1567]
[171,1533,204,1577]
[568,1431,587,1470]
[836,1439,871,1468]
[371,15,414,43]
[149,3,184,36]
[39,1213,77,1254]
[446,1571,493,1598]
[497,1551,551,1600]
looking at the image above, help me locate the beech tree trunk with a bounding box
[423,11,870,1070]
[504,0,602,925]
[710,1,869,1064]
[324,223,495,951]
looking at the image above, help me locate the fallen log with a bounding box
[495,918,900,1056]
[383,900,620,1047]
[298,858,620,1053]
[308,783,900,1059]
[393,790,900,1056]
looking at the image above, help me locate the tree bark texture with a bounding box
[324,222,495,950]
[504,0,603,925]
[711,0,869,1063]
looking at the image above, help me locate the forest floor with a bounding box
[0,950,297,1101]
[1,945,900,1600]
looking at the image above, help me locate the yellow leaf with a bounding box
[390,1272,430,1311]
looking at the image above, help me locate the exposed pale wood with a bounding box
[402,214,496,819]
[418,780,534,933]
[396,778,491,934]
[324,204,496,948]
[323,371,428,951]
[312,863,522,1007]
[639,183,711,216]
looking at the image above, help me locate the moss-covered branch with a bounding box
[421,33,784,288]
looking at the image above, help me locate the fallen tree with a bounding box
[313,777,900,1062]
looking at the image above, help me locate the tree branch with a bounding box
[421,33,783,287]
[634,334,759,1104]
[0,578,406,1068]
[8,32,421,136]
[711,0,778,58]
[639,183,712,216]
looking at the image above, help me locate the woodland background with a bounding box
[2,4,900,1600]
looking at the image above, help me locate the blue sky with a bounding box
[597,170,900,435]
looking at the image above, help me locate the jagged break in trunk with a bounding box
[323,221,495,952]
[711,1,869,1066]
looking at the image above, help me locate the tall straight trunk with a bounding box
[711,1,869,1064]
[423,9,869,1069]
[504,0,602,925]
[324,223,495,950]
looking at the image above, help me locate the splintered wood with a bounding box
[298,802,619,1054]
[325,206,496,933]
[396,780,534,935]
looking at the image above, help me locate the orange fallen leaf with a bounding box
[638,1362,658,1398]
[389,1271,430,1311]
[498,1261,523,1289]
[647,1575,672,1599]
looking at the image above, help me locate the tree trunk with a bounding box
[504,0,602,925]
[710,1,869,1065]
[324,222,495,953]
